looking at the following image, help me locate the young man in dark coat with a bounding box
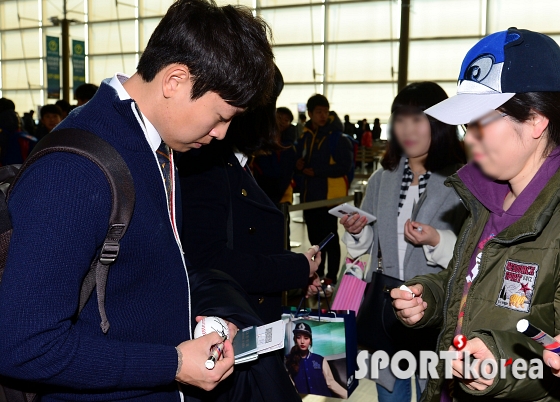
[0,1,275,401]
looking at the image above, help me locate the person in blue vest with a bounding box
[285,322,347,398]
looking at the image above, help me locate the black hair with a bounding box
[137,0,275,110]
[329,111,344,131]
[0,98,15,114]
[285,333,312,378]
[381,82,466,172]
[306,94,329,114]
[298,113,306,122]
[74,83,98,102]
[223,65,284,155]
[55,99,72,114]
[40,104,63,119]
[276,107,293,122]
[344,114,350,122]
[498,92,560,155]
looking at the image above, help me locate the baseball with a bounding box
[193,316,229,340]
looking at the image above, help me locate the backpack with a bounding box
[0,128,135,402]
[328,132,357,185]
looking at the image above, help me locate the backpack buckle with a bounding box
[99,240,120,265]
[99,224,125,265]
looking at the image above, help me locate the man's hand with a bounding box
[302,168,315,177]
[449,337,495,391]
[296,158,305,171]
[341,214,368,235]
[404,220,440,247]
[390,284,426,325]
[303,245,321,277]
[544,334,560,377]
[175,332,234,391]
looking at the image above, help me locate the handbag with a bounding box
[282,292,359,399]
[356,246,439,357]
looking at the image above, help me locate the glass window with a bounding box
[140,18,160,50]
[408,39,474,81]
[89,21,136,54]
[487,0,560,33]
[327,42,397,82]
[2,59,41,89]
[2,89,43,115]
[89,54,136,84]
[0,0,39,30]
[1,29,41,60]
[326,83,396,123]
[274,45,323,83]
[260,0,321,6]
[43,0,85,25]
[89,0,135,21]
[410,0,483,38]
[260,6,323,44]
[216,0,254,6]
[276,84,322,118]
[328,2,399,42]
[140,0,175,17]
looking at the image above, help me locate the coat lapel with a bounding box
[376,157,405,273]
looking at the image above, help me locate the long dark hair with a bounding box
[498,92,560,155]
[224,65,284,155]
[381,82,466,172]
[285,334,312,378]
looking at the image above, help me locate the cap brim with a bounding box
[424,93,515,125]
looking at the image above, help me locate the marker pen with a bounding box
[517,319,560,354]
[206,342,225,369]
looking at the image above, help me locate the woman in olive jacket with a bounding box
[392,28,560,402]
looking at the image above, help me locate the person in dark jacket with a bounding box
[179,67,321,325]
[295,94,353,284]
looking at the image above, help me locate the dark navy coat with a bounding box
[178,141,309,324]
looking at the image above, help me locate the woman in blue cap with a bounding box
[285,322,347,398]
[391,28,560,401]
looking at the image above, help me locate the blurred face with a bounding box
[464,110,547,181]
[308,106,329,129]
[296,334,311,352]
[277,112,292,132]
[41,113,62,132]
[392,113,431,158]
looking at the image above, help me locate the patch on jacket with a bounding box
[495,259,539,313]
[313,360,322,370]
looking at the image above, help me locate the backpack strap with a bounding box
[8,128,135,334]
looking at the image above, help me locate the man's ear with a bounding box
[161,64,191,100]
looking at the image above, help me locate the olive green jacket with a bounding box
[404,169,560,402]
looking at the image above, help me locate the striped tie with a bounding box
[156,141,172,212]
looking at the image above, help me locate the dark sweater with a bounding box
[0,81,189,401]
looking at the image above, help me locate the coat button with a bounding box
[258,297,264,304]
[248,227,256,234]
[227,162,233,167]
[241,189,248,196]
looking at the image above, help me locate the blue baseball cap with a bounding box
[425,28,560,125]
